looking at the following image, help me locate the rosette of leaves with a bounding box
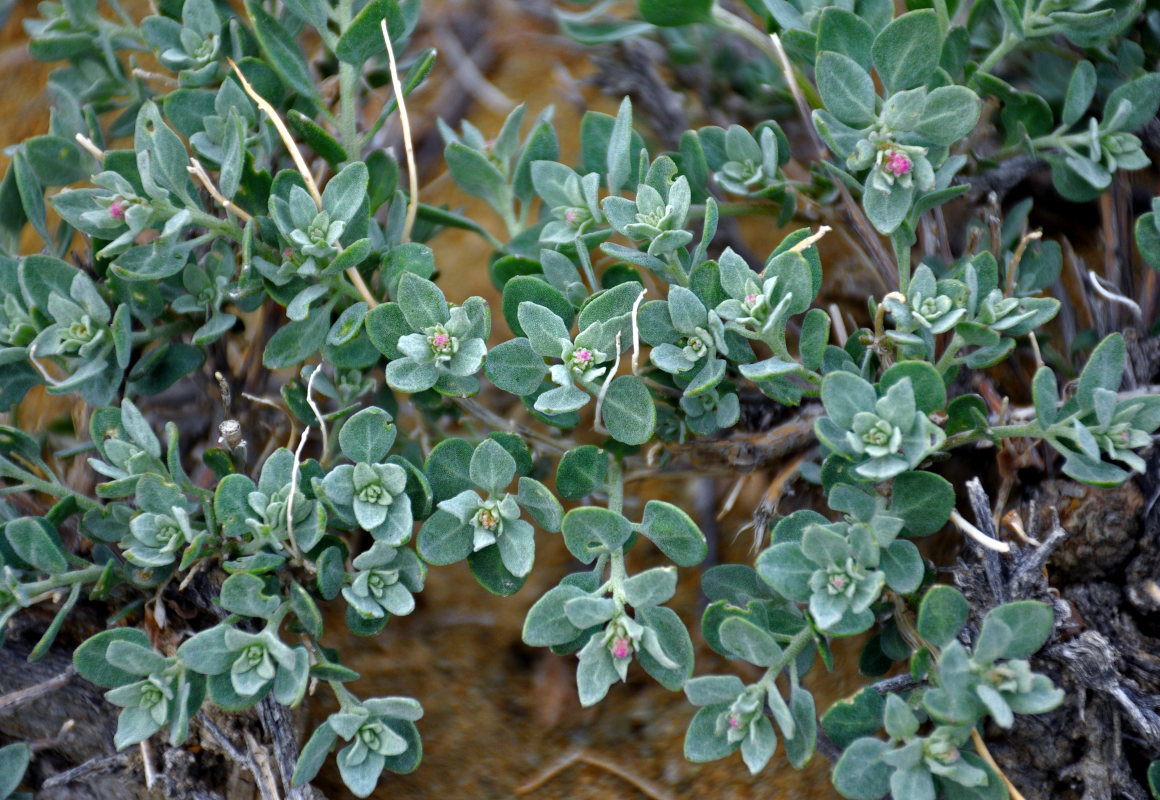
[51,170,170,258]
[815,365,947,481]
[882,264,966,356]
[140,0,222,85]
[343,541,426,621]
[321,407,413,545]
[170,241,242,346]
[216,447,326,561]
[86,400,169,498]
[367,272,489,397]
[702,123,786,197]
[260,161,370,286]
[177,623,310,710]
[417,437,561,591]
[713,239,825,400]
[74,629,205,750]
[648,285,730,396]
[522,502,706,704]
[123,473,201,569]
[1014,63,1160,202]
[186,78,263,189]
[1032,334,1160,485]
[600,154,697,283]
[531,159,604,245]
[679,384,741,436]
[810,10,981,234]
[831,588,1064,800]
[293,697,423,798]
[439,102,561,237]
[27,266,129,404]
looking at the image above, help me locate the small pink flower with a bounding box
[729,715,742,730]
[610,636,632,660]
[565,209,578,224]
[831,576,846,591]
[575,348,591,363]
[432,333,449,349]
[109,199,127,220]
[745,294,757,305]
[283,248,294,259]
[883,151,912,177]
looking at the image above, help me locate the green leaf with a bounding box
[1075,333,1124,412]
[336,0,404,68]
[981,601,1054,659]
[1136,211,1160,270]
[522,583,587,646]
[444,141,508,211]
[562,506,631,563]
[468,544,527,596]
[0,742,30,797]
[75,628,153,688]
[263,309,330,369]
[245,0,316,100]
[880,539,923,594]
[517,477,563,533]
[916,86,980,145]
[1103,72,1160,133]
[339,406,396,464]
[289,582,323,639]
[1032,366,1058,429]
[636,605,694,690]
[917,585,967,649]
[871,10,941,94]
[5,517,68,573]
[292,723,338,788]
[397,272,448,333]
[484,338,549,396]
[889,471,954,537]
[755,543,814,602]
[322,162,369,225]
[416,510,471,565]
[556,445,608,500]
[469,438,517,495]
[365,302,409,359]
[818,8,874,69]
[424,438,474,502]
[601,375,656,445]
[220,573,282,619]
[832,737,892,800]
[816,51,877,128]
[800,308,831,371]
[784,685,817,769]
[863,180,913,235]
[638,0,714,27]
[719,616,782,667]
[880,361,946,414]
[685,705,740,762]
[502,276,574,338]
[12,152,46,242]
[1062,61,1096,128]
[639,500,707,567]
[606,97,634,195]
[1147,760,1160,800]
[821,688,885,750]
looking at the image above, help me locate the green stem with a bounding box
[335,0,360,159]
[132,320,191,346]
[19,564,105,599]
[975,32,1019,78]
[0,466,100,511]
[759,625,815,685]
[942,421,1043,451]
[934,333,963,374]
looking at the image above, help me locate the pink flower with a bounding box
[883,151,912,177]
[729,715,742,730]
[109,199,127,220]
[432,333,449,349]
[574,348,591,363]
[565,209,578,224]
[745,294,757,305]
[610,636,632,660]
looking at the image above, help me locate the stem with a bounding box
[605,460,627,605]
[19,565,105,598]
[934,332,963,374]
[0,466,100,511]
[131,320,190,346]
[942,421,1043,450]
[758,625,815,687]
[335,0,360,159]
[975,32,1019,78]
